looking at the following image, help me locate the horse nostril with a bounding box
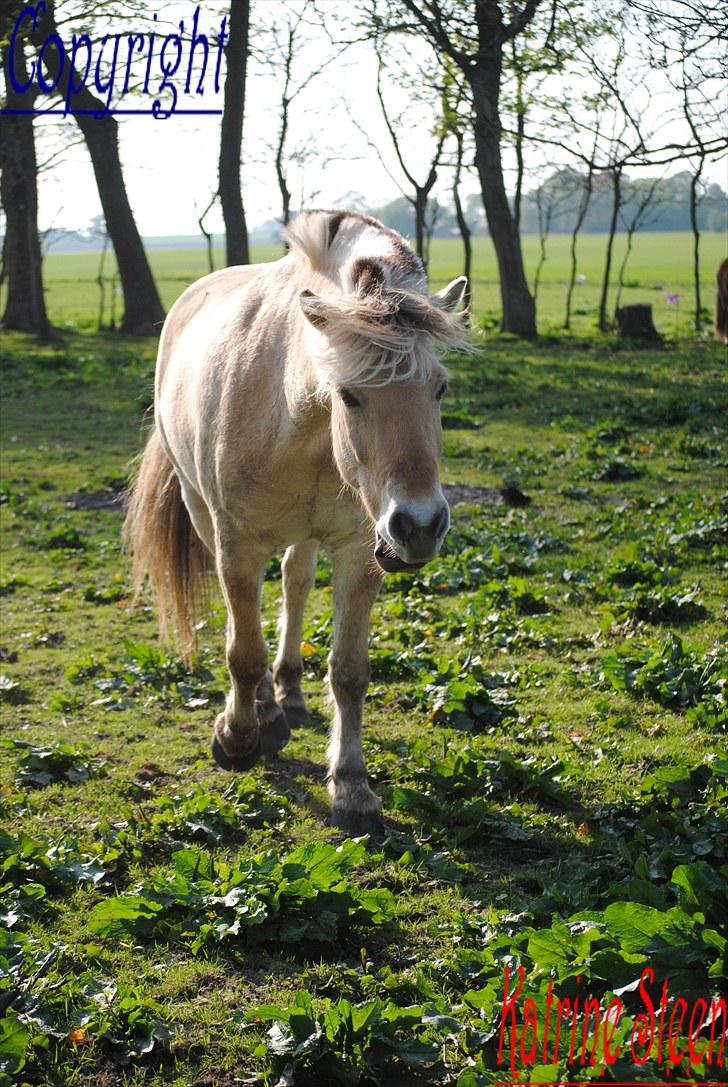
[389,510,415,546]
[430,505,449,540]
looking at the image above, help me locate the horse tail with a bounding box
[124,427,209,660]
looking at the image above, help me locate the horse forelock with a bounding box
[285,210,467,392]
[284,208,425,289]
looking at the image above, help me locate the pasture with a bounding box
[1,264,727,1082]
[37,231,728,336]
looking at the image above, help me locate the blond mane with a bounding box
[284,210,469,390]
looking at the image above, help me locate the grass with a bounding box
[28,230,728,337]
[0,270,727,1083]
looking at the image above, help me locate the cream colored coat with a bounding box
[127,209,466,835]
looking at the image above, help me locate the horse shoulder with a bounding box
[157,264,270,385]
[155,264,277,496]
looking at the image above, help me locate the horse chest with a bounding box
[252,458,363,549]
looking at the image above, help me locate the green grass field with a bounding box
[0,307,726,1086]
[27,230,728,337]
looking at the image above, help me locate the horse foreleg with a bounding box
[211,545,290,772]
[327,542,383,837]
[273,540,318,728]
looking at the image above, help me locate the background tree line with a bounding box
[310,171,727,243]
[1,0,726,340]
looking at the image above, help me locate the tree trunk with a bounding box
[424,198,442,270]
[532,191,552,307]
[198,193,217,276]
[598,167,622,332]
[614,225,636,315]
[689,160,703,333]
[414,189,426,266]
[0,36,52,338]
[469,64,536,338]
[28,2,164,334]
[615,304,661,342]
[75,119,164,333]
[219,0,250,266]
[275,96,292,230]
[615,177,662,317]
[452,131,472,320]
[511,39,525,232]
[276,23,294,233]
[0,232,6,298]
[96,231,109,331]
[564,167,593,330]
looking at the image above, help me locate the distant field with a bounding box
[25,230,728,336]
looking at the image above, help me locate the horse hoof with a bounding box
[281,704,309,729]
[260,710,291,756]
[330,806,385,840]
[211,731,262,772]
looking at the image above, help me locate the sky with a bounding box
[30,0,432,236]
[8,0,728,237]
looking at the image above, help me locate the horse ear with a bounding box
[299,289,330,329]
[432,276,467,312]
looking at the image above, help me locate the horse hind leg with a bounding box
[211,543,290,772]
[273,541,318,728]
[327,541,383,838]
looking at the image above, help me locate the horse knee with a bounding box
[328,651,370,703]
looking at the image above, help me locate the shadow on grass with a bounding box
[450,341,727,433]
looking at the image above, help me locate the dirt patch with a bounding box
[443,483,531,508]
[135,762,169,783]
[193,1075,251,1087]
[64,483,530,514]
[64,486,126,511]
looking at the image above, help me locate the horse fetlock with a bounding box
[329,775,381,812]
[278,693,309,729]
[330,797,384,839]
[211,711,261,771]
[273,657,304,689]
[256,669,276,703]
[272,659,309,727]
[255,698,292,755]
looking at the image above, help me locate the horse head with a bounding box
[300,271,467,573]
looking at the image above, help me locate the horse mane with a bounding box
[283,210,470,390]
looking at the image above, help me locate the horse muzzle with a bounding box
[374,534,428,573]
[374,499,450,574]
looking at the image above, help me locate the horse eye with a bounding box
[340,388,361,408]
[436,382,448,401]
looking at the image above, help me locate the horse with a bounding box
[125,209,467,836]
[715,258,728,345]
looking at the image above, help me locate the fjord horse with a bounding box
[715,258,728,344]
[125,210,466,835]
